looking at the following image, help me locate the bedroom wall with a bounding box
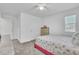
[43,7,79,35]
[0,13,20,40]
[0,17,12,36]
[12,17,20,40]
[20,13,42,43]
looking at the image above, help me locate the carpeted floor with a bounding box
[0,38,44,55]
[12,39,44,55]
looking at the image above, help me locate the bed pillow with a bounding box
[72,32,79,47]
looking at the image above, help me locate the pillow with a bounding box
[72,32,79,47]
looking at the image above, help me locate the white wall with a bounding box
[20,13,42,43]
[12,17,20,40]
[2,15,19,40]
[43,7,79,35]
[0,13,20,40]
[0,17,12,36]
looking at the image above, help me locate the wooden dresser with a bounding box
[40,25,49,36]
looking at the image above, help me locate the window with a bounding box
[65,15,76,32]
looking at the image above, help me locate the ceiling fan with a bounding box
[34,3,48,11]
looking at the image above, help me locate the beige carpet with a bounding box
[0,34,44,55]
[12,39,36,55]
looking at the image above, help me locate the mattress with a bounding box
[35,35,79,55]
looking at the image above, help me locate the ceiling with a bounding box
[0,3,79,17]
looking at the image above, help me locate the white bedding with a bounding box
[35,35,79,55]
[36,35,74,47]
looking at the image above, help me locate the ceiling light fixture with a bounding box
[36,3,47,11]
[39,6,45,10]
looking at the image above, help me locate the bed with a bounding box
[34,35,79,55]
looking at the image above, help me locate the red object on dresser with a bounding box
[34,44,55,55]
